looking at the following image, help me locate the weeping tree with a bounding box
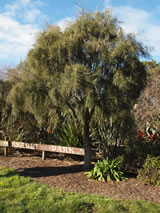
[8,10,148,170]
[0,64,41,141]
[0,77,12,139]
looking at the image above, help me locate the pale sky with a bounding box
[0,0,160,67]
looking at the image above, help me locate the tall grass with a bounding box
[0,167,160,213]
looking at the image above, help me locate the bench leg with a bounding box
[4,147,8,157]
[42,151,46,160]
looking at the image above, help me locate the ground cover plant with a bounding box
[138,155,160,186]
[0,167,160,213]
[86,157,126,182]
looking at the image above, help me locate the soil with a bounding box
[0,152,160,204]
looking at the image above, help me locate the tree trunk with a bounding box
[83,110,92,170]
[84,143,92,170]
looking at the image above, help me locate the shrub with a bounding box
[137,155,160,186]
[91,112,136,159]
[55,121,83,147]
[124,124,160,172]
[86,157,127,182]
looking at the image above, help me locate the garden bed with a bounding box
[0,154,160,203]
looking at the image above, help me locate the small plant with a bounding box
[137,155,160,186]
[86,157,127,182]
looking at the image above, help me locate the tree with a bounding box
[9,10,149,170]
[0,64,43,142]
[0,77,12,138]
[134,60,160,129]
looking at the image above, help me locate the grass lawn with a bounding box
[0,167,160,213]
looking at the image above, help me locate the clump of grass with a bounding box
[0,167,160,213]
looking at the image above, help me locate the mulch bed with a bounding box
[0,153,160,204]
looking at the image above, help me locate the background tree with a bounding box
[0,68,12,139]
[0,64,45,142]
[134,60,160,129]
[8,10,149,170]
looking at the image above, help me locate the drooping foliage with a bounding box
[0,64,46,142]
[0,77,12,139]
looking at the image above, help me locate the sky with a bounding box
[0,0,160,68]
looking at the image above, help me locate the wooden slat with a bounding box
[0,140,85,156]
[0,141,9,147]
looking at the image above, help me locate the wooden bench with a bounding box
[0,140,85,160]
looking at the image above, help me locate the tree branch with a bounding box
[66,101,78,120]
[89,105,95,121]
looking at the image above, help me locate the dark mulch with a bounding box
[0,153,160,204]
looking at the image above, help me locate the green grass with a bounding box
[0,167,160,213]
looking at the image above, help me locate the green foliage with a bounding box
[86,157,126,182]
[0,168,17,178]
[121,120,160,172]
[55,121,83,147]
[137,155,160,186]
[0,79,12,136]
[0,168,160,213]
[124,124,160,171]
[10,9,148,127]
[91,111,136,158]
[0,64,45,142]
